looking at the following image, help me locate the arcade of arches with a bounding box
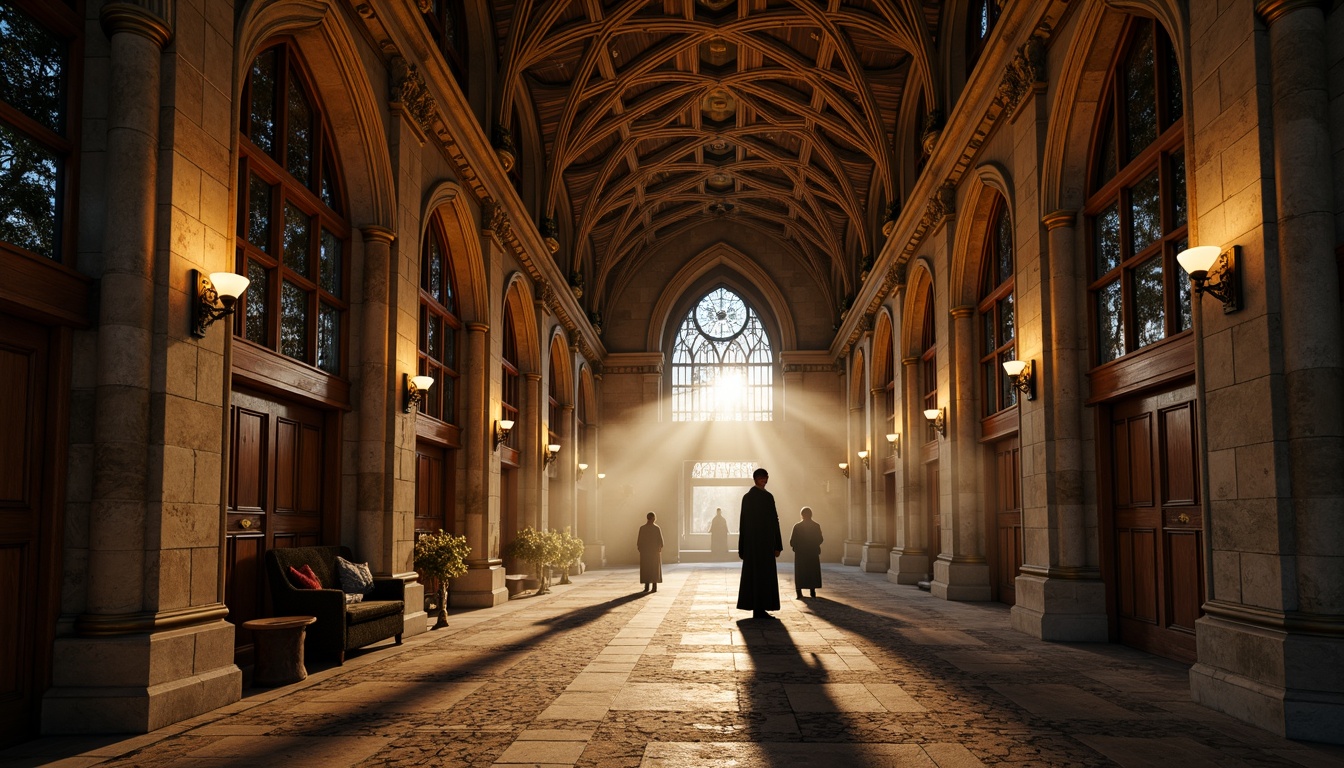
[0,0,1341,748]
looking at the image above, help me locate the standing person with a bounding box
[736,467,782,619]
[637,512,663,593]
[709,507,729,559]
[790,507,823,599]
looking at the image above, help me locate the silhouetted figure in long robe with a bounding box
[637,512,663,592]
[790,506,823,598]
[736,468,782,618]
[709,508,729,559]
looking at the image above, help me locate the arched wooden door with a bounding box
[989,438,1022,605]
[227,388,334,664]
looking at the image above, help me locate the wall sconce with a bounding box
[838,462,849,478]
[857,450,870,470]
[544,443,561,465]
[191,269,250,338]
[924,407,946,437]
[577,462,588,479]
[404,374,435,413]
[1177,245,1240,313]
[1001,359,1035,401]
[494,419,515,450]
[886,432,900,458]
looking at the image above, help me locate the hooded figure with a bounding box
[709,508,730,558]
[736,468,782,618]
[790,506,823,598]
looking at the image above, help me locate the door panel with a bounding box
[227,389,330,663]
[991,439,1021,605]
[0,315,53,747]
[925,464,941,564]
[1108,386,1203,663]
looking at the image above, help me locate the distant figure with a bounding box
[710,508,730,558]
[736,468,782,619]
[790,507,823,599]
[637,512,663,593]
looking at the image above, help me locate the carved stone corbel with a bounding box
[390,56,438,133]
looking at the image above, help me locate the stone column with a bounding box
[933,306,990,600]
[47,3,241,733]
[1011,210,1107,640]
[521,372,543,530]
[1189,1,1344,743]
[558,402,576,533]
[841,403,865,566]
[357,226,395,571]
[860,385,890,572]
[582,423,605,568]
[451,322,506,606]
[889,356,928,583]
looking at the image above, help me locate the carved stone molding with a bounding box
[390,56,438,134]
[924,182,956,227]
[1255,0,1330,26]
[100,1,173,49]
[1000,36,1047,114]
[482,199,509,237]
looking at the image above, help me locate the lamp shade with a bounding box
[1176,245,1222,275]
[578,463,588,471]
[857,450,868,460]
[410,375,434,391]
[1001,359,1027,377]
[837,462,848,470]
[208,271,251,299]
[886,433,897,443]
[548,443,561,454]
[924,409,941,421]
[498,419,515,431]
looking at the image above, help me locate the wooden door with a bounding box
[990,439,1022,605]
[227,389,330,662]
[501,466,519,573]
[415,443,454,608]
[0,315,57,747]
[926,463,941,564]
[1107,386,1203,663]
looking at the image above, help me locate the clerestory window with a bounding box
[671,287,773,421]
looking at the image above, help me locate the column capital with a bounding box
[1042,209,1077,230]
[466,322,489,334]
[101,2,173,49]
[902,356,920,367]
[361,225,396,244]
[949,305,974,319]
[1256,0,1329,26]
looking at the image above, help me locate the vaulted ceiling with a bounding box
[493,0,941,307]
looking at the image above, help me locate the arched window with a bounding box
[500,308,520,450]
[421,0,467,91]
[967,0,1002,74]
[979,202,1016,415]
[417,219,460,424]
[0,1,79,264]
[920,290,937,442]
[1087,19,1190,367]
[236,44,349,375]
[671,287,773,421]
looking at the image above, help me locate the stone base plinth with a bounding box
[1009,573,1108,641]
[398,577,427,638]
[42,620,241,734]
[931,558,991,601]
[584,543,606,570]
[859,543,890,573]
[888,550,929,584]
[841,539,865,566]
[1190,613,1344,745]
[450,565,508,607]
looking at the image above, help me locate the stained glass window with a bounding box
[671,287,773,421]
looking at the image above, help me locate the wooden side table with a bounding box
[243,615,317,687]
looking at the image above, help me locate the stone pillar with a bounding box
[521,372,543,530]
[1011,210,1107,640]
[860,385,890,573]
[451,323,506,606]
[932,306,990,600]
[558,402,576,534]
[357,226,395,569]
[46,3,241,733]
[1189,1,1344,743]
[582,423,605,568]
[889,356,928,583]
[841,403,865,566]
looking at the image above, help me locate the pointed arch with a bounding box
[849,348,867,407]
[422,181,488,324]
[872,309,895,388]
[236,0,395,230]
[901,258,936,357]
[950,163,1014,308]
[645,242,800,351]
[502,272,541,374]
[548,328,574,405]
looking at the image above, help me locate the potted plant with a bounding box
[505,527,563,594]
[554,527,585,585]
[413,530,471,629]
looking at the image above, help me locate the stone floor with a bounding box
[4,563,1343,768]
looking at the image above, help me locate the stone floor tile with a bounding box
[865,683,926,712]
[782,683,885,712]
[495,739,587,764]
[990,683,1142,720]
[516,728,594,741]
[609,683,737,711]
[566,673,631,691]
[1075,735,1244,767]
[670,652,735,671]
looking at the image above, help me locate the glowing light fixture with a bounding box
[191,270,250,337]
[886,432,900,458]
[1177,245,1240,313]
[494,419,515,450]
[544,443,562,465]
[857,450,870,470]
[1001,359,1035,401]
[838,462,849,478]
[404,374,435,413]
[924,407,946,437]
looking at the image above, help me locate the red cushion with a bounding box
[288,564,321,590]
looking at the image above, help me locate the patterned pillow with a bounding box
[336,556,375,599]
[288,564,321,590]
